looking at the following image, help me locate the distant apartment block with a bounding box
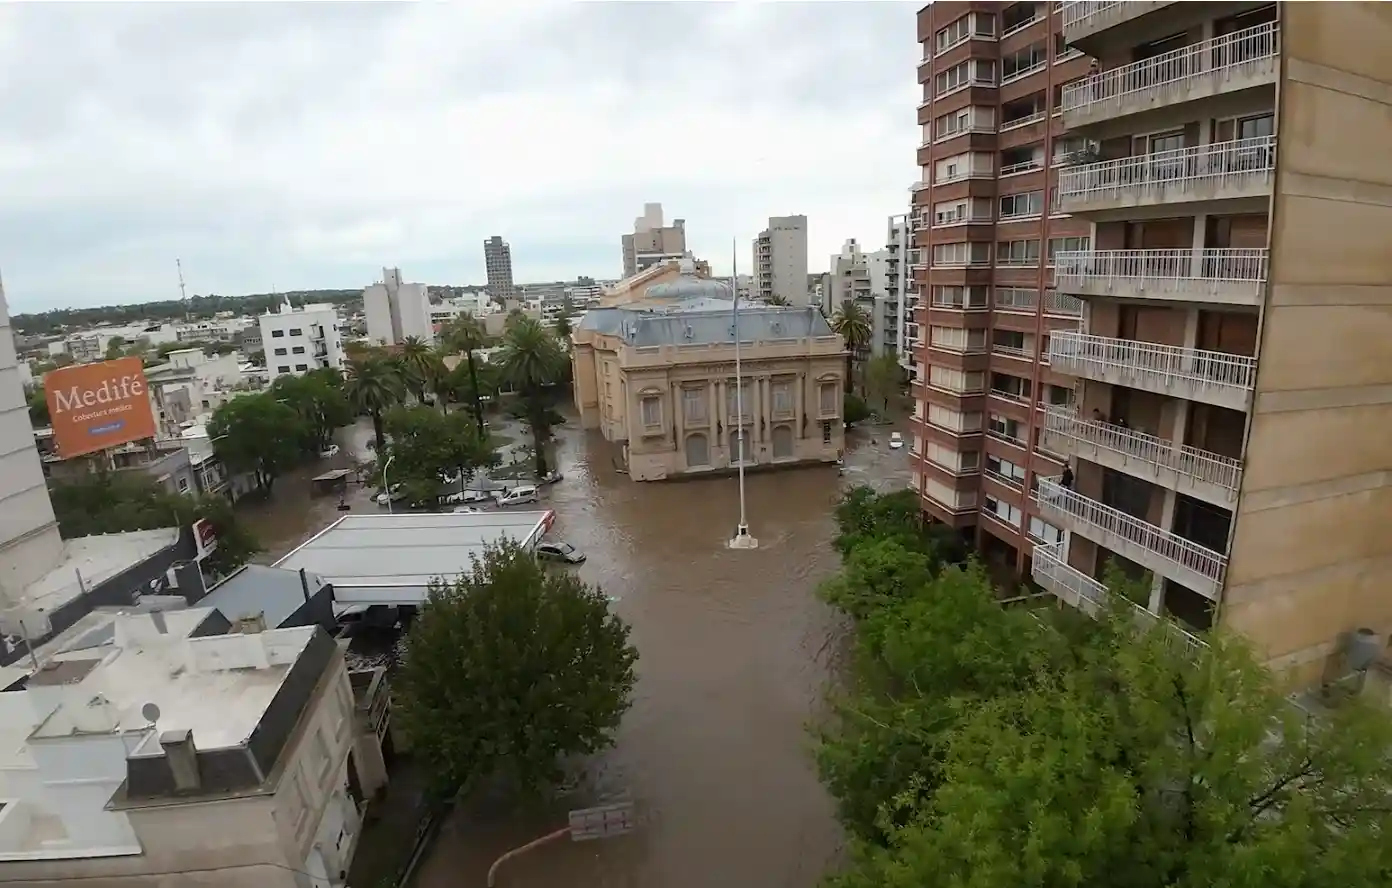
[362,267,432,347]
[752,215,810,306]
[258,299,346,382]
[911,0,1392,687]
[621,203,688,278]
[483,236,516,302]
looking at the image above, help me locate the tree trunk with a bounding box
[371,411,386,455]
[466,353,486,437]
[844,353,854,394]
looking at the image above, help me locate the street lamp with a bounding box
[382,453,395,515]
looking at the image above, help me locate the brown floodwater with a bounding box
[244,411,911,888]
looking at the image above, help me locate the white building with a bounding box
[866,214,911,362]
[143,348,246,431]
[173,317,254,343]
[258,300,345,382]
[752,215,810,306]
[362,267,432,347]
[0,612,368,887]
[426,290,492,334]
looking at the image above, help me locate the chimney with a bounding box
[160,728,201,792]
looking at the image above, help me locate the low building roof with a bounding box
[273,511,555,605]
[199,565,327,629]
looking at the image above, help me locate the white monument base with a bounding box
[728,525,759,550]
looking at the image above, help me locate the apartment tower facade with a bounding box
[913,0,1392,686]
[621,203,688,279]
[753,215,811,306]
[483,235,516,301]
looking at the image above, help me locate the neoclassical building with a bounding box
[572,261,846,481]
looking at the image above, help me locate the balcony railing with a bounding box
[1041,404,1243,498]
[1062,23,1280,117]
[1048,330,1257,406]
[1000,109,1046,131]
[1000,158,1044,176]
[1036,478,1227,594]
[1044,290,1084,317]
[1060,1,1118,31]
[1058,136,1276,205]
[932,295,989,311]
[1054,248,1268,305]
[1031,541,1209,654]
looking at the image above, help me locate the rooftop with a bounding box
[199,564,327,629]
[8,528,181,617]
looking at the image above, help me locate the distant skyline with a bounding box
[0,3,918,313]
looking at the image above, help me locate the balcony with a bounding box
[1063,24,1279,130]
[1054,248,1268,307]
[1030,542,1208,653]
[1057,136,1275,217]
[1048,330,1256,411]
[1040,404,1243,507]
[1061,2,1178,51]
[1035,478,1226,600]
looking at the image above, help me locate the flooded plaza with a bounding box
[240,412,911,888]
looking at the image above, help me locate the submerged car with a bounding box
[535,540,586,564]
[888,431,904,450]
[319,444,341,459]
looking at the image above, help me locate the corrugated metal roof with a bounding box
[200,565,325,628]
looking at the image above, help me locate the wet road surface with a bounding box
[246,412,911,888]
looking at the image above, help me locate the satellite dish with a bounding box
[140,702,162,725]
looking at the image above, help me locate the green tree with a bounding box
[208,393,305,493]
[382,406,498,505]
[863,353,905,414]
[830,300,872,393]
[497,316,566,477]
[553,313,573,343]
[343,356,407,454]
[397,336,444,407]
[440,316,489,433]
[271,370,351,454]
[48,472,259,579]
[395,541,638,801]
[104,336,127,360]
[843,392,870,425]
[27,386,49,428]
[765,294,791,306]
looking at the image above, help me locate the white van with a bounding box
[494,485,539,506]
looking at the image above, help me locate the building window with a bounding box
[274,348,288,356]
[177,478,190,493]
[292,346,306,354]
[989,412,1024,444]
[935,58,996,96]
[295,364,308,372]
[984,495,1023,527]
[998,190,1044,220]
[1029,516,1062,544]
[271,329,285,338]
[935,12,994,55]
[771,380,794,417]
[278,365,291,373]
[934,106,995,141]
[640,394,662,430]
[727,381,751,421]
[932,242,992,267]
[997,239,1041,266]
[986,455,1027,486]
[1047,236,1091,262]
[818,382,838,417]
[682,387,708,424]
[288,327,303,336]
[822,420,833,444]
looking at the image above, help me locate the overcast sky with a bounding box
[0,2,920,312]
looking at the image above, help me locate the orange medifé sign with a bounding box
[45,356,158,458]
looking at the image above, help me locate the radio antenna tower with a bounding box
[177,258,189,321]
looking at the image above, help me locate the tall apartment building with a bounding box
[752,215,811,306]
[912,0,1392,686]
[362,267,432,347]
[258,299,346,382]
[483,236,516,302]
[870,213,914,369]
[621,203,688,278]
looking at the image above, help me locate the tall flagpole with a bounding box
[729,238,757,549]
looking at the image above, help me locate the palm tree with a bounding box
[398,336,445,408]
[830,299,873,394]
[442,316,489,434]
[498,317,566,477]
[765,294,790,306]
[343,356,407,455]
[553,313,573,343]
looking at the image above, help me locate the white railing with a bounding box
[1062,22,1280,114]
[993,343,1034,360]
[1002,61,1048,87]
[1001,159,1043,176]
[1031,541,1209,654]
[1055,248,1269,286]
[985,467,1024,490]
[932,295,988,310]
[1058,136,1276,203]
[1044,291,1084,316]
[1001,13,1046,39]
[1000,109,1046,131]
[1036,478,1227,585]
[1048,330,1258,394]
[1060,1,1117,31]
[1042,404,1243,495]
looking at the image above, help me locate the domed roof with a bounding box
[645,274,733,302]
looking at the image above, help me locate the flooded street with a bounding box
[244,411,910,888]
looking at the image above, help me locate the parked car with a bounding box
[888,431,904,450]
[374,484,406,505]
[538,471,564,485]
[319,444,340,459]
[452,506,484,515]
[494,485,540,507]
[442,488,493,505]
[536,540,586,564]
